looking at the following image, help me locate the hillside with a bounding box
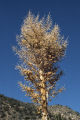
[0,94,80,120]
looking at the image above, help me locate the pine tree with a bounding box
[13,11,67,120]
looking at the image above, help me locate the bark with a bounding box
[39,70,48,120]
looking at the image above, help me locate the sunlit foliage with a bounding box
[13,11,67,120]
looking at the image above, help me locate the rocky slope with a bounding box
[0,94,80,120]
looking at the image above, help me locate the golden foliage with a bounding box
[14,11,67,119]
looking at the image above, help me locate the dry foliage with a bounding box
[13,11,67,120]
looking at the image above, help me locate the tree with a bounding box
[13,11,67,120]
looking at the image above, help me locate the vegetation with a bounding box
[13,11,67,120]
[0,94,80,120]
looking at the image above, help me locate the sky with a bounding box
[0,0,80,112]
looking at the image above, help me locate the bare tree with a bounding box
[13,11,67,120]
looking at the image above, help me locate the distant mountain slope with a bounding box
[0,94,80,120]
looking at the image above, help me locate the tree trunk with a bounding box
[39,70,48,120]
[41,100,48,120]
